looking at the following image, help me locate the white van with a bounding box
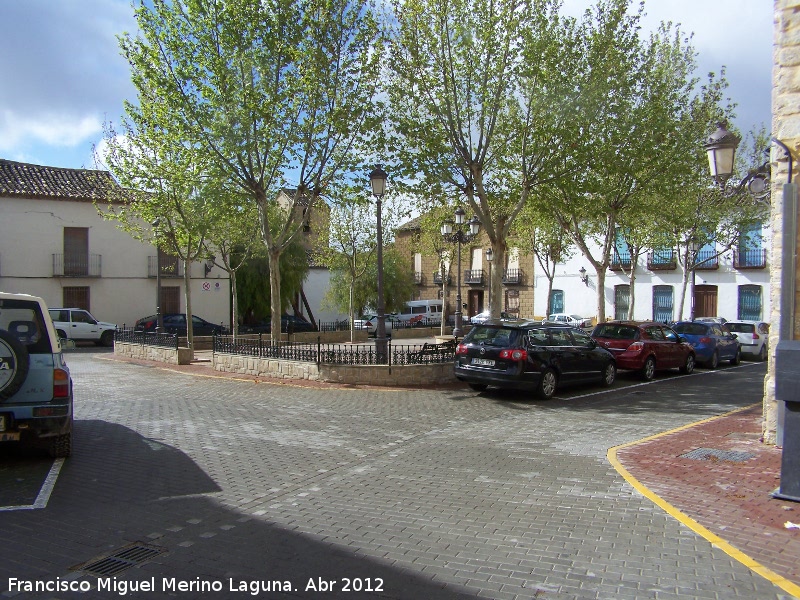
[398,299,443,325]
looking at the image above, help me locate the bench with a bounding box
[410,339,457,363]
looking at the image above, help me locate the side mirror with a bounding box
[587,338,597,348]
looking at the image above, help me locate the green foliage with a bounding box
[118,0,385,337]
[236,238,310,322]
[326,247,415,316]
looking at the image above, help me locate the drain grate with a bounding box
[74,542,166,577]
[680,447,755,462]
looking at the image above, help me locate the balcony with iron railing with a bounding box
[52,254,102,277]
[609,253,632,271]
[464,269,484,284]
[502,268,523,284]
[693,249,719,270]
[647,249,677,271]
[148,256,184,278]
[733,248,767,269]
[433,271,452,285]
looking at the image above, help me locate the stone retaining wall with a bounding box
[115,342,193,365]
[212,352,457,386]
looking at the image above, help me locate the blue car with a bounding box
[671,321,741,368]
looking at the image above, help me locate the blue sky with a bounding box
[0,0,772,171]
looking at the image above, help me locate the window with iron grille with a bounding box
[738,285,762,320]
[652,285,673,323]
[614,285,630,320]
[505,289,519,314]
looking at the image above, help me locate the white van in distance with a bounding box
[398,299,443,325]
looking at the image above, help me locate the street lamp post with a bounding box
[704,123,800,501]
[689,240,698,321]
[369,165,388,363]
[151,218,164,332]
[485,247,494,312]
[441,208,480,338]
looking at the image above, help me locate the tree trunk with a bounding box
[183,258,194,351]
[230,270,238,341]
[268,248,282,345]
[595,267,607,322]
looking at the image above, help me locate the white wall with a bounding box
[533,242,772,323]
[0,196,231,329]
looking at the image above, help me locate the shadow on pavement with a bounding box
[0,419,478,599]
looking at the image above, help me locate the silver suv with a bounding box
[48,307,116,347]
[0,293,73,457]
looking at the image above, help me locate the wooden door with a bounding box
[694,285,718,318]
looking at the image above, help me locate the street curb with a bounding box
[607,405,800,598]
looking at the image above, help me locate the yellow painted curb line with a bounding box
[608,404,800,598]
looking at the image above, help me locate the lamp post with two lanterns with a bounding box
[441,208,481,338]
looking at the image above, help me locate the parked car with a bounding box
[240,314,315,334]
[469,310,513,325]
[725,320,770,361]
[135,313,228,336]
[671,321,741,368]
[353,314,402,337]
[48,307,117,347]
[454,319,616,399]
[694,316,728,325]
[0,292,73,457]
[590,321,696,380]
[542,313,593,328]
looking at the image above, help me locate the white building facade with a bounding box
[0,159,231,330]
[532,234,771,324]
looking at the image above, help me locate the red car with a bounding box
[590,321,696,380]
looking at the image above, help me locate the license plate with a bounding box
[471,358,494,367]
[0,432,20,442]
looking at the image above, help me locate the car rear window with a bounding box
[673,323,708,335]
[593,324,638,340]
[465,326,517,346]
[1,299,51,354]
[727,323,755,334]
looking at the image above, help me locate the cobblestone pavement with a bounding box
[0,353,794,599]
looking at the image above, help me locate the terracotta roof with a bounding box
[0,158,117,202]
[397,215,424,232]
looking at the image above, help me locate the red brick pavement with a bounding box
[614,405,800,594]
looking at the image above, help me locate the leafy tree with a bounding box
[97,117,211,350]
[547,1,717,321]
[119,0,384,340]
[236,235,310,324]
[317,185,379,341]
[385,0,572,319]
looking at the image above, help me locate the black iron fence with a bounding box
[212,335,456,366]
[115,327,178,349]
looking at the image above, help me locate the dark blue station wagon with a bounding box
[454,320,616,399]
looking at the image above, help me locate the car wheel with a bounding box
[0,329,30,400]
[730,347,741,366]
[706,351,719,369]
[641,356,656,381]
[759,345,768,362]
[99,330,114,347]
[468,383,488,392]
[536,368,557,399]
[601,362,616,387]
[48,427,72,459]
[679,354,695,374]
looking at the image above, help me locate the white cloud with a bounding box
[0,110,103,151]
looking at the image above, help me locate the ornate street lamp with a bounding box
[369,165,389,363]
[442,207,481,338]
[704,122,771,201]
